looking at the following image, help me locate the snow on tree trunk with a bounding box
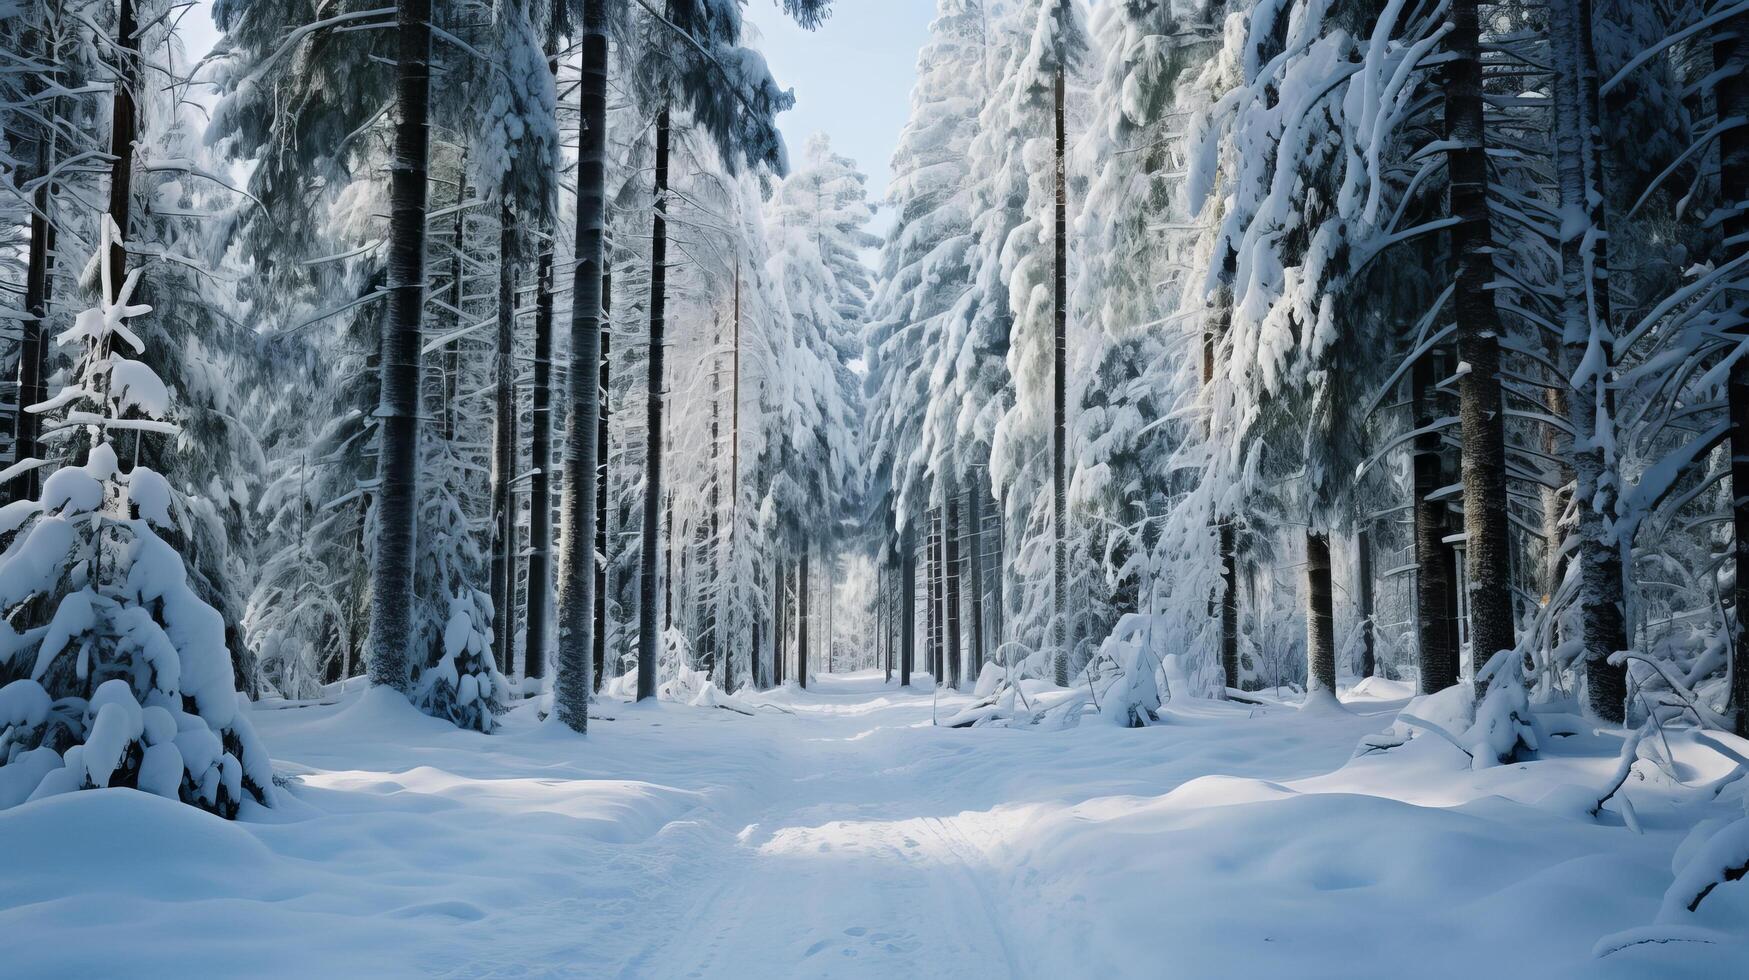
[554,0,608,732]
[1551,0,1627,723]
[1447,0,1516,685]
[1720,14,1749,738]
[594,268,611,694]
[367,0,433,694]
[1051,59,1070,690]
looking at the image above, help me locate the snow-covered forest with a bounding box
[5,0,1749,975]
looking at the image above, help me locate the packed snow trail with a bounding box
[2,671,1745,978]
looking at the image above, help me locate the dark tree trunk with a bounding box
[704,318,723,681]
[526,223,555,681]
[1448,0,1516,679]
[798,547,810,688]
[1727,18,1749,736]
[771,556,783,688]
[967,476,986,679]
[1306,532,1337,696]
[491,205,518,677]
[1553,0,1628,723]
[1357,527,1376,679]
[367,0,432,693]
[928,509,942,680]
[106,0,137,298]
[663,489,675,634]
[594,269,611,692]
[901,523,915,686]
[946,484,964,690]
[1051,61,1070,689]
[1412,346,1460,693]
[524,12,563,684]
[636,103,672,702]
[727,261,741,693]
[1220,522,1239,690]
[554,0,608,731]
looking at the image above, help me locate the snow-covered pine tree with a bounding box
[0,223,273,817]
[975,0,1093,684]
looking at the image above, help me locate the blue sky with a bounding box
[186,2,938,237]
[749,1,938,235]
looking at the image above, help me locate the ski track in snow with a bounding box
[2,671,1747,978]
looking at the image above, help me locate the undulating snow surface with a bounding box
[2,673,1746,978]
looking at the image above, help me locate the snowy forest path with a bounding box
[44,671,1716,978]
[643,674,1028,977]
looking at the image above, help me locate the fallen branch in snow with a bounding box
[1590,725,1647,819]
[1395,713,1474,760]
[1592,926,1722,958]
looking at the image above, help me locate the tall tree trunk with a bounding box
[524,10,562,685]
[1306,532,1337,696]
[798,547,810,688]
[881,557,891,682]
[727,258,741,693]
[705,317,723,681]
[368,0,432,693]
[636,102,672,702]
[1724,17,1749,736]
[901,523,915,686]
[1448,0,1516,681]
[771,555,783,688]
[946,483,964,690]
[663,489,675,634]
[491,205,518,677]
[1357,527,1376,679]
[928,509,942,680]
[1220,523,1239,691]
[1553,0,1627,722]
[554,0,608,731]
[526,222,555,682]
[1412,346,1460,693]
[1051,59,1070,688]
[594,268,611,692]
[106,0,137,298]
[967,476,986,679]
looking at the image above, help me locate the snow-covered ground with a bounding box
[2,671,1746,978]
